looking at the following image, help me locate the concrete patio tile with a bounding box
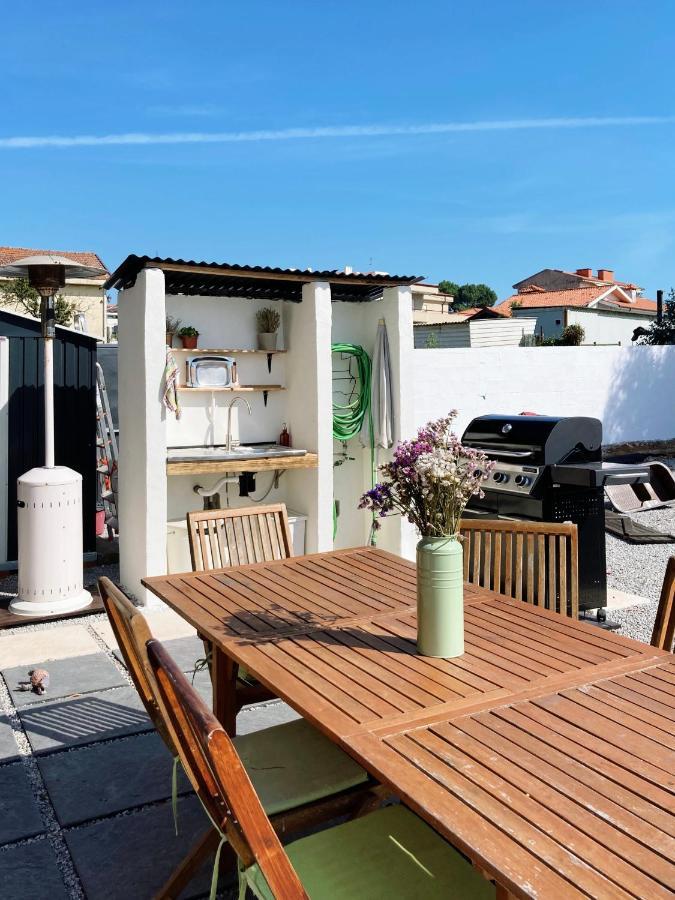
[114,634,205,674]
[145,606,198,639]
[38,731,192,826]
[0,624,100,668]
[19,686,152,754]
[0,714,19,763]
[0,838,69,900]
[237,699,300,735]
[66,795,229,900]
[92,606,196,649]
[0,762,45,845]
[606,588,651,610]
[3,652,126,708]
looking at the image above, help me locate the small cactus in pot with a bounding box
[256,306,281,351]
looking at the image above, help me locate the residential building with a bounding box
[0,246,109,338]
[498,267,657,344]
[411,282,456,324]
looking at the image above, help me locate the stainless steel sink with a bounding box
[167,443,307,463]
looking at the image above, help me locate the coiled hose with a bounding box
[331,343,374,540]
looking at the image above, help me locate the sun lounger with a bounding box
[605,461,675,513]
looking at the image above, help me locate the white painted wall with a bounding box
[412,344,675,442]
[118,269,168,604]
[0,337,8,563]
[330,287,416,559]
[284,282,334,553]
[165,294,288,448]
[566,307,652,345]
[512,305,654,345]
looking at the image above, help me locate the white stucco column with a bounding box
[117,268,167,605]
[379,284,417,559]
[284,281,333,552]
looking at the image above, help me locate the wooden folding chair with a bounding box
[187,503,293,571]
[459,519,579,618]
[148,638,494,900]
[186,504,294,729]
[651,556,675,651]
[99,577,374,900]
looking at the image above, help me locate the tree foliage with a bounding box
[0,277,79,326]
[636,289,675,345]
[437,280,459,297]
[454,283,498,310]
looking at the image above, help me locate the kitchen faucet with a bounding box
[225,396,252,452]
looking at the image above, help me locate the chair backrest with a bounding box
[459,519,579,618]
[147,639,308,899]
[98,577,179,755]
[187,503,294,571]
[651,556,675,651]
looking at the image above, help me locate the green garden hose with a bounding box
[331,343,375,540]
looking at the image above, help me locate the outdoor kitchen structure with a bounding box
[105,255,421,604]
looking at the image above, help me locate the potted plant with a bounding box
[178,325,199,350]
[165,315,182,347]
[256,306,281,351]
[359,412,494,658]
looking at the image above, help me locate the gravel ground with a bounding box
[605,459,674,641]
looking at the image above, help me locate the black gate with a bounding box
[0,310,97,562]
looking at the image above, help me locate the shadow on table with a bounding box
[220,604,417,655]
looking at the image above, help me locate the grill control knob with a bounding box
[515,474,531,487]
[493,472,509,483]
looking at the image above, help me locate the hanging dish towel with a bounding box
[163,349,182,420]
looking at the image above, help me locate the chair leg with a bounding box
[154,827,225,899]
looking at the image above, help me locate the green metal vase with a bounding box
[416,536,464,658]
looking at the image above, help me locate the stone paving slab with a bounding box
[0,714,19,763]
[0,624,100,668]
[38,731,192,826]
[0,838,70,900]
[0,762,45,845]
[114,634,204,674]
[91,606,196,651]
[65,794,228,900]
[19,685,152,755]
[3,653,126,708]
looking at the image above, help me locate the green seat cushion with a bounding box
[233,719,367,816]
[246,803,494,899]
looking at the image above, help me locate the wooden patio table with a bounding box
[144,547,675,899]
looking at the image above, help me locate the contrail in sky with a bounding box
[0,115,673,149]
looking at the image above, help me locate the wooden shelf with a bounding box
[170,348,286,354]
[177,385,284,393]
[167,452,318,476]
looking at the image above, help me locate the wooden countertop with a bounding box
[166,452,318,475]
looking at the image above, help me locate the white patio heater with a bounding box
[0,255,105,615]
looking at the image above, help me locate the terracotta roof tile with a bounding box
[0,245,108,275]
[499,285,657,315]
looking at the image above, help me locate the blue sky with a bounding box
[1,1,674,299]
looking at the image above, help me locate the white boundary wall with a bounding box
[413,345,675,442]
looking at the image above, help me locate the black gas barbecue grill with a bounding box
[461,415,649,614]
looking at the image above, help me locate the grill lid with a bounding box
[462,415,602,465]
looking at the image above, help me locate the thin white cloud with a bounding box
[1,115,674,149]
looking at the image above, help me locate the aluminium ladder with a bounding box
[96,362,118,538]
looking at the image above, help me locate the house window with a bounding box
[555,319,561,325]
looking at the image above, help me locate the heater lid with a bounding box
[0,254,105,280]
